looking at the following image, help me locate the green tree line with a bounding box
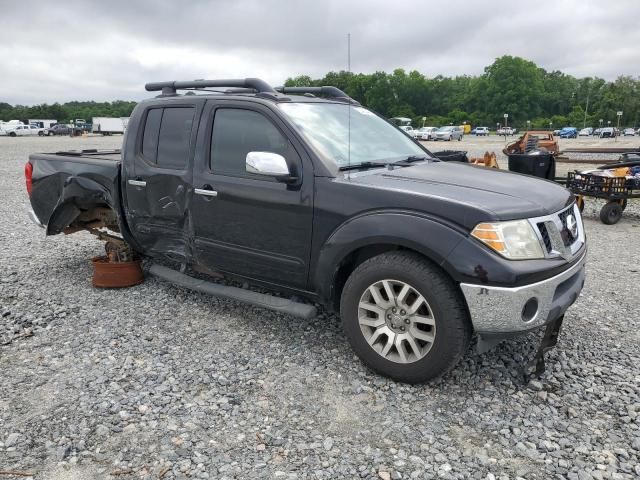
[2,56,638,129]
[0,100,137,124]
[284,55,640,129]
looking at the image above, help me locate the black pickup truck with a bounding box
[25,78,587,383]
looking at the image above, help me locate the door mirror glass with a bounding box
[246,151,290,177]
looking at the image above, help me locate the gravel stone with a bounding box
[1,135,639,478]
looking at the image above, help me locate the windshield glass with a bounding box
[278,102,426,167]
[438,126,453,132]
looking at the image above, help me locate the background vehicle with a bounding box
[600,127,616,138]
[473,126,489,136]
[25,78,586,383]
[46,124,73,136]
[416,126,437,140]
[6,124,44,136]
[593,128,602,136]
[578,127,593,136]
[623,128,636,136]
[92,117,129,135]
[497,126,516,135]
[559,127,578,138]
[433,125,463,141]
[399,125,419,138]
[28,119,57,129]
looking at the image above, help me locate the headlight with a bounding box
[471,220,544,260]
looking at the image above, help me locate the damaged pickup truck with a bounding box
[25,78,586,383]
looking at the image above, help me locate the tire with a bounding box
[48,131,54,136]
[599,201,623,225]
[38,131,44,136]
[9,132,16,137]
[340,251,472,384]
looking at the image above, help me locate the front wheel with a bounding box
[9,132,16,137]
[340,251,471,383]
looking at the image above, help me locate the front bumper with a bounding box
[460,250,586,334]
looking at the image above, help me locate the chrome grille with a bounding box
[529,204,585,260]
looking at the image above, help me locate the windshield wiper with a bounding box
[338,161,389,171]
[392,155,429,165]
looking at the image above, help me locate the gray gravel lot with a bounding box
[1,135,639,480]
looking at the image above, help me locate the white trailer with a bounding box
[28,119,58,129]
[92,117,129,135]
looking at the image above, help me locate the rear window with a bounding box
[141,107,195,169]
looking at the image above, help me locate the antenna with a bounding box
[347,33,352,173]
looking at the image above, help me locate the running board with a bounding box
[148,264,317,320]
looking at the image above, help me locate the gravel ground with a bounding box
[1,135,639,480]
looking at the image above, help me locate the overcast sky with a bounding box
[1,0,639,105]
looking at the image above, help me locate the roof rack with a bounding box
[145,78,285,100]
[275,86,359,104]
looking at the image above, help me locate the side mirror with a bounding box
[246,151,297,183]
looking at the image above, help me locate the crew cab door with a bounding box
[123,98,202,261]
[190,100,313,289]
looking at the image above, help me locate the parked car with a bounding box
[5,124,45,136]
[559,127,578,139]
[497,127,516,136]
[399,125,419,139]
[599,127,616,138]
[553,129,562,135]
[24,78,586,384]
[623,128,636,136]
[473,126,489,136]
[433,125,464,141]
[416,127,437,140]
[578,127,593,136]
[46,124,73,136]
[593,128,602,136]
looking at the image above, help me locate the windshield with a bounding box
[438,126,454,132]
[279,102,426,167]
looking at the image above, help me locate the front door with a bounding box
[190,100,314,289]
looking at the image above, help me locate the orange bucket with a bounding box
[92,256,144,288]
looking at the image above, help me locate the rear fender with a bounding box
[46,176,115,235]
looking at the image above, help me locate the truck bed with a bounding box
[28,149,123,234]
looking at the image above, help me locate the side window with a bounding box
[157,107,194,169]
[140,107,194,169]
[210,108,289,177]
[142,108,162,163]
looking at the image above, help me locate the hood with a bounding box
[344,161,573,229]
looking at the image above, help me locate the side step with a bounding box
[148,264,317,320]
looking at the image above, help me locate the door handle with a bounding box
[195,188,218,197]
[128,179,147,187]
[195,187,218,197]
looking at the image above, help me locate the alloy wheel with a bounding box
[358,279,436,363]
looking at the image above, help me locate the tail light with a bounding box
[25,161,33,197]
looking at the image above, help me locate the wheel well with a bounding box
[331,244,451,312]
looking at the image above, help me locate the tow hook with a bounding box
[525,315,564,382]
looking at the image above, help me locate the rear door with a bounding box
[124,98,202,261]
[189,99,314,289]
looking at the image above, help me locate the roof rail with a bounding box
[275,86,359,104]
[145,78,280,97]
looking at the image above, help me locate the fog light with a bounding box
[522,297,539,322]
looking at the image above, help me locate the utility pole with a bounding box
[583,89,590,128]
